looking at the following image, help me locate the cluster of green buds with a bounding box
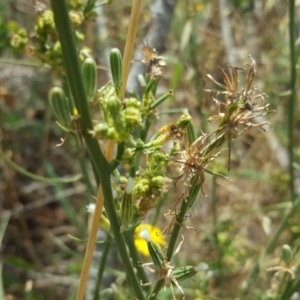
[133,151,168,218]
[10,28,28,52]
[90,48,143,142]
[92,84,132,142]
[10,2,96,71]
[123,113,195,217]
[32,9,64,69]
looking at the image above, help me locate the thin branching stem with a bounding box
[265,196,300,255]
[93,236,112,300]
[147,121,199,299]
[50,1,145,299]
[146,183,201,300]
[211,177,224,288]
[124,231,150,290]
[245,196,300,293]
[288,0,296,201]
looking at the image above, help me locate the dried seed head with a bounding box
[139,44,166,80]
[168,131,228,197]
[203,56,274,170]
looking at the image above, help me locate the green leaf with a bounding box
[0,150,82,184]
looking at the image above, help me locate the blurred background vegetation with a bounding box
[0,0,299,299]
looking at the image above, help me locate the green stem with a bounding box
[211,177,224,289]
[166,182,201,261]
[0,58,47,68]
[131,117,151,178]
[45,160,77,226]
[0,211,10,300]
[80,158,96,195]
[124,231,150,290]
[146,280,164,300]
[265,196,300,255]
[147,182,201,300]
[212,177,217,231]
[244,196,300,296]
[151,196,164,226]
[93,236,112,300]
[110,143,125,171]
[0,149,81,184]
[141,116,152,142]
[276,273,293,300]
[288,0,296,201]
[149,90,173,110]
[50,1,145,299]
[84,0,96,14]
[278,273,300,300]
[165,120,198,261]
[189,19,207,132]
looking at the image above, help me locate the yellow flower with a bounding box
[134,224,166,257]
[196,3,204,12]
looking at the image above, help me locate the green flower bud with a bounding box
[133,178,150,195]
[105,94,122,119]
[173,266,197,281]
[10,29,28,50]
[135,139,144,149]
[177,113,192,129]
[69,0,84,9]
[151,176,164,188]
[122,148,135,162]
[100,213,111,233]
[82,56,98,102]
[148,241,164,269]
[124,106,142,128]
[139,228,163,269]
[119,176,128,185]
[91,123,120,140]
[75,30,85,41]
[37,10,55,35]
[69,10,84,27]
[174,262,208,282]
[49,87,71,127]
[281,244,293,266]
[125,97,140,108]
[109,48,123,95]
[120,177,134,231]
